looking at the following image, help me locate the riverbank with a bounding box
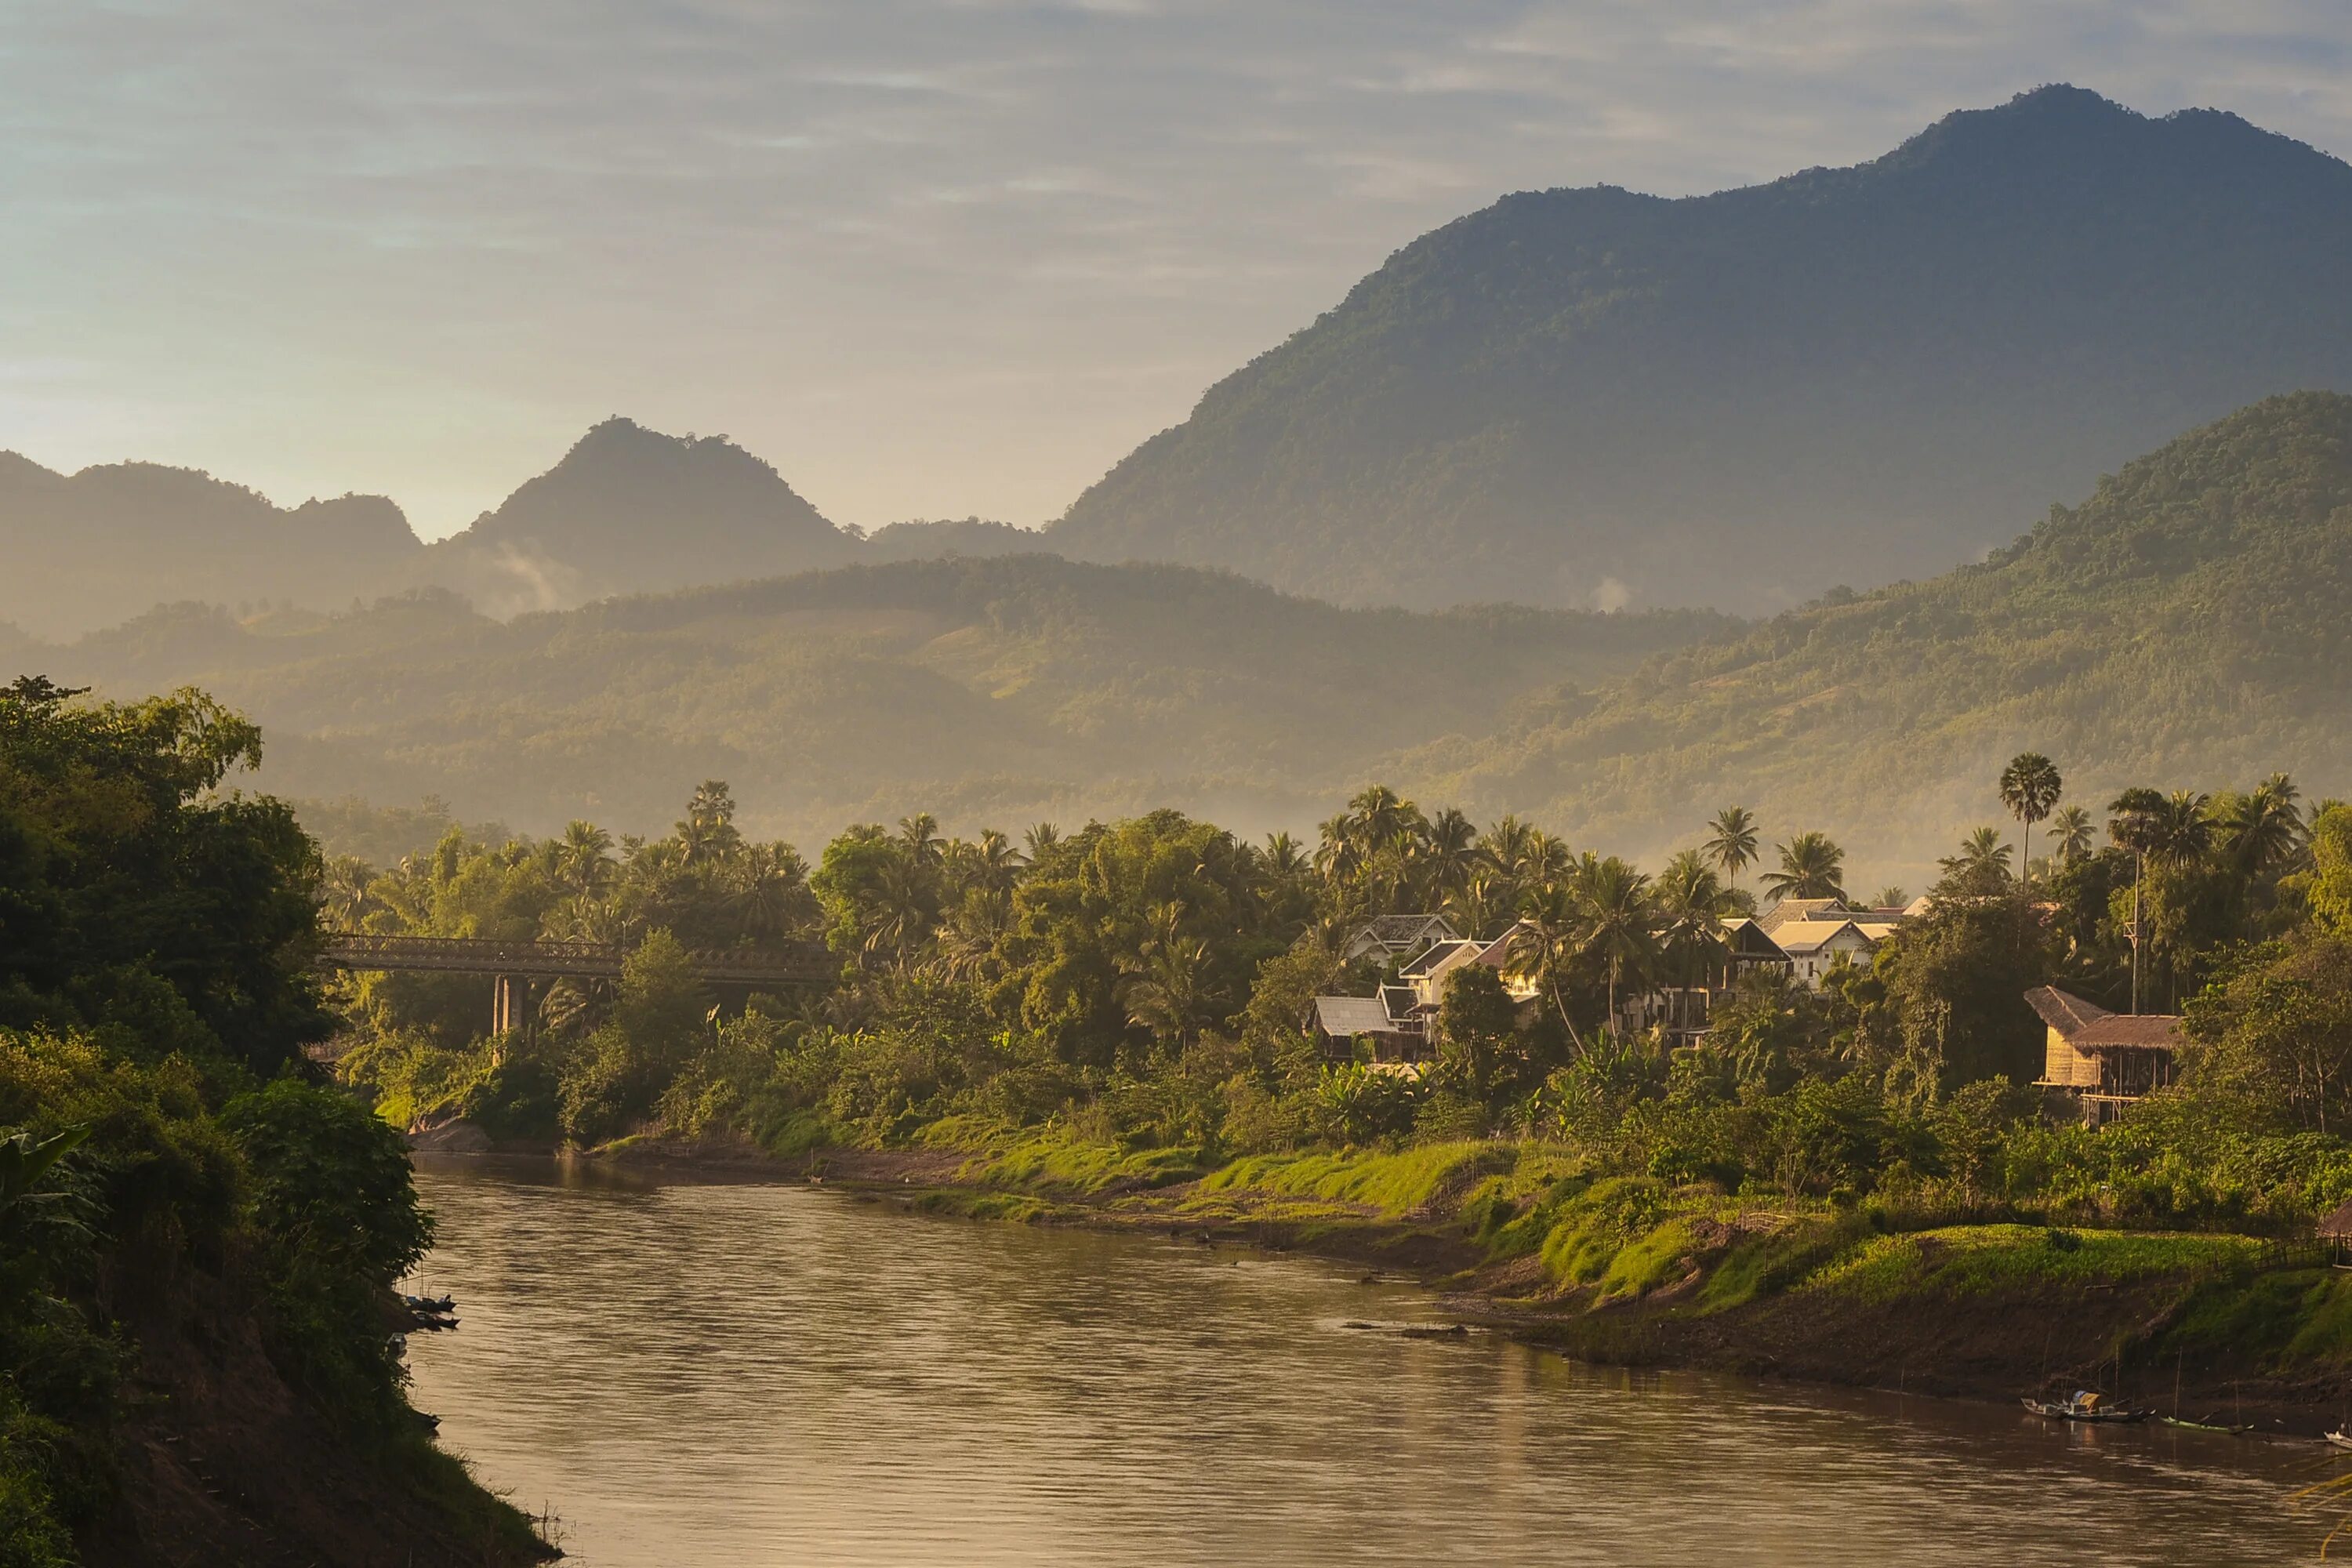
[550,1125,2352,1440]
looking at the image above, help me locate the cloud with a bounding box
[3,1,2350,536]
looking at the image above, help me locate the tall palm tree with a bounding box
[1762,832,1847,904]
[1418,807,1479,906]
[557,820,615,898]
[1117,903,1211,1051]
[678,781,743,865]
[1654,850,1733,1031]
[2107,787,2167,1013]
[1576,855,1661,1029]
[320,855,380,929]
[1998,753,2063,889]
[1023,822,1062,862]
[1704,807,1762,891]
[2222,775,2304,880]
[1261,831,1308,881]
[2047,806,2095,868]
[897,813,945,867]
[1506,881,1588,1054]
[971,828,1025,895]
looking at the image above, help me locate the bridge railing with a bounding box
[314,932,833,985]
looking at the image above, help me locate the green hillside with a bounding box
[1403,393,2352,877]
[16,555,1723,851]
[1051,87,2352,615]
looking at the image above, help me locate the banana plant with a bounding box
[0,1126,92,1237]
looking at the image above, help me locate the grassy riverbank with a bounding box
[750,1131,2352,1436]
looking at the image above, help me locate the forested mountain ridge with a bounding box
[1,419,1048,636]
[16,554,1726,852]
[1049,85,2352,614]
[1403,392,2352,874]
[0,452,420,639]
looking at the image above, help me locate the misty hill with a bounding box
[1051,86,2352,615]
[13,555,1726,851]
[416,417,861,613]
[0,453,419,641]
[1400,392,2352,880]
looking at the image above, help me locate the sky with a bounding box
[5,2,2352,541]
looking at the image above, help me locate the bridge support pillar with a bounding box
[492,975,526,1048]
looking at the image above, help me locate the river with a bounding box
[407,1157,2333,1566]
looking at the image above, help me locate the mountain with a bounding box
[416,417,863,613]
[1049,86,2352,615]
[10,555,1726,851]
[0,452,419,640]
[1399,392,2352,880]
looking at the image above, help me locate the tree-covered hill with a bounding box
[15,554,1725,852]
[1402,392,2352,879]
[1050,86,2352,615]
[0,452,419,641]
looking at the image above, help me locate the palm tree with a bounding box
[1117,903,1212,1051]
[2107,787,2167,1013]
[897,813,945,867]
[1506,882,1588,1054]
[1872,886,1908,911]
[319,855,380,929]
[1418,807,1479,905]
[2047,806,2094,868]
[557,820,615,898]
[2221,775,2304,880]
[1576,855,1661,1029]
[1997,753,2063,890]
[1936,826,2013,897]
[731,841,812,943]
[1023,822,1062,862]
[1261,831,1308,881]
[678,781,743,865]
[1762,832,1847,904]
[1654,850,1733,1032]
[970,828,1025,895]
[1704,807,1761,891]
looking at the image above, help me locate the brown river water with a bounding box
[408,1156,2335,1566]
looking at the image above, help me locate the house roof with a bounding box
[1377,984,1419,1018]
[1770,919,1875,955]
[1314,996,1402,1038]
[1351,913,1458,947]
[2321,1198,2352,1239]
[1399,938,1480,978]
[2024,985,2182,1050]
[1757,897,1852,935]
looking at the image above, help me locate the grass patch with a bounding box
[1807,1225,2257,1303]
[960,1131,1210,1196]
[1195,1142,1513,1217]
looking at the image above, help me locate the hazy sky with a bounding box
[6,2,2351,540]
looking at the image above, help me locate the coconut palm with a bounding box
[1936,826,2013,898]
[1761,832,1848,904]
[1117,903,1213,1051]
[1704,806,1761,890]
[2221,775,2305,880]
[1575,855,1661,1029]
[1872,886,1908,911]
[319,855,380,929]
[897,812,945,868]
[2047,806,2094,868]
[1654,850,1734,1030]
[2107,787,2168,1013]
[1260,831,1308,881]
[1023,822,1062,862]
[1997,753,2063,889]
[1506,881,1588,1053]
[1418,807,1479,904]
[556,820,616,898]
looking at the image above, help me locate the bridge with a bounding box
[314,933,833,1035]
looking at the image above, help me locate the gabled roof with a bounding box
[1770,919,1874,955]
[1377,984,1419,1019]
[1352,913,1459,946]
[1314,996,1402,1038]
[2321,1197,2352,1239]
[1399,938,1480,978]
[1757,896,1853,935]
[2024,985,2181,1050]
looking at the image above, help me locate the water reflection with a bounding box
[408,1158,2329,1566]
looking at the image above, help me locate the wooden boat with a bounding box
[2325,1428,2352,1451]
[2022,1391,2153,1424]
[2160,1416,2252,1435]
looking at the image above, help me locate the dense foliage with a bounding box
[333,739,2352,1239]
[0,677,524,1564]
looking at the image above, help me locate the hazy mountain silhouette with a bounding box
[416,417,863,613]
[0,452,419,640]
[1049,85,2352,614]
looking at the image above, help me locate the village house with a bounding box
[1341,913,1461,967]
[2026,985,2181,1125]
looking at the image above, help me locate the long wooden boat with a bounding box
[2022,1393,2154,1424]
